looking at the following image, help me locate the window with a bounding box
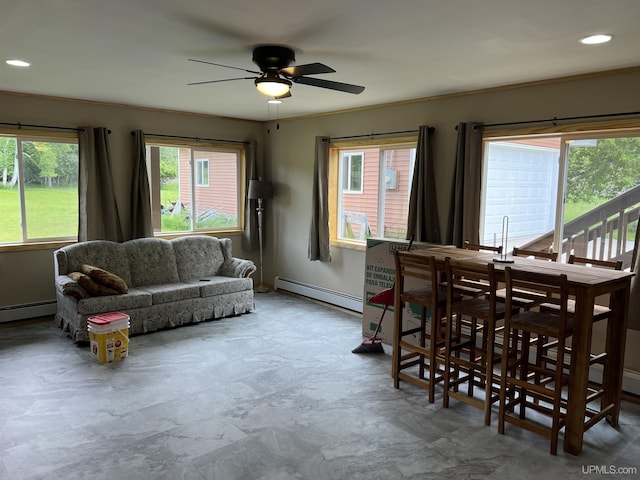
[0,131,79,244]
[146,141,244,234]
[195,159,209,187]
[480,127,640,268]
[341,152,363,193]
[330,140,416,244]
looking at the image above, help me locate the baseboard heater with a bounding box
[0,300,57,323]
[274,276,363,313]
[590,364,640,398]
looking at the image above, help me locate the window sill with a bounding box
[0,240,76,253]
[330,239,366,251]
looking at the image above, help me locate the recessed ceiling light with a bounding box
[6,59,31,67]
[579,34,613,45]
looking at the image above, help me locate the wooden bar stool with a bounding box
[498,266,570,455]
[438,241,503,299]
[495,247,558,310]
[392,251,449,403]
[443,257,514,425]
[537,254,623,430]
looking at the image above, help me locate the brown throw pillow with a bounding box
[81,264,128,294]
[69,271,121,296]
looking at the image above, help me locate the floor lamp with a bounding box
[248,178,273,293]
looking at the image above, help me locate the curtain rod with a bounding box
[466,110,640,130]
[0,121,85,132]
[133,131,250,145]
[328,127,433,141]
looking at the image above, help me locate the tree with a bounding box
[567,137,640,203]
[159,146,179,181]
[34,142,58,186]
[0,137,17,187]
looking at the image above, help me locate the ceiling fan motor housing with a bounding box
[252,45,296,72]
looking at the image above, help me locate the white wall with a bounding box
[1,68,639,378]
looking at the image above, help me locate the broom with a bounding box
[352,235,414,354]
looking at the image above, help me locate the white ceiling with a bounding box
[2,0,639,122]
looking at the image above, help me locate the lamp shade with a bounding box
[248,179,274,200]
[255,75,291,97]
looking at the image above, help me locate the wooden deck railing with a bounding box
[522,184,640,269]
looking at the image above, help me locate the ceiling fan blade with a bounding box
[187,77,255,86]
[293,76,365,94]
[282,62,335,77]
[188,58,261,75]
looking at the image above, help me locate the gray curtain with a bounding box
[406,125,440,243]
[242,140,260,251]
[446,122,484,247]
[130,130,153,239]
[308,136,331,261]
[78,127,124,242]
[628,217,640,330]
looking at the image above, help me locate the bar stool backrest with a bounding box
[463,241,503,255]
[512,247,558,262]
[568,254,623,270]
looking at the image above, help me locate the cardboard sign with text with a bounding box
[362,238,435,345]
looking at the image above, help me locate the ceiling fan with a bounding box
[188,45,365,99]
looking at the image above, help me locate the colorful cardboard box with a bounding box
[362,238,435,345]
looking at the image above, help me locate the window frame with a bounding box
[145,139,246,237]
[329,136,417,250]
[0,128,79,248]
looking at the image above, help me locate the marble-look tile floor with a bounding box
[1,292,639,480]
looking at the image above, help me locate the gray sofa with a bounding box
[54,235,256,342]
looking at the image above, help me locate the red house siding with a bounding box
[340,146,413,239]
[178,148,239,219]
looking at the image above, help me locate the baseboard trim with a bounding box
[274,276,363,313]
[0,300,57,323]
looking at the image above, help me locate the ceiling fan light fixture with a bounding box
[255,75,291,97]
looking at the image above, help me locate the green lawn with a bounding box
[0,185,78,242]
[563,199,605,223]
[1,183,237,241]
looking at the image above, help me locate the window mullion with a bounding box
[190,149,196,231]
[378,149,386,236]
[16,139,28,242]
[554,139,570,261]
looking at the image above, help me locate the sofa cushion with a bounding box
[138,283,201,304]
[171,235,226,282]
[194,277,254,297]
[77,288,153,315]
[81,264,128,293]
[124,238,180,287]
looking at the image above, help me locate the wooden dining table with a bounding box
[400,246,633,455]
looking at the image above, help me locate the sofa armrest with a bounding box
[56,274,74,290]
[56,274,89,300]
[219,258,257,278]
